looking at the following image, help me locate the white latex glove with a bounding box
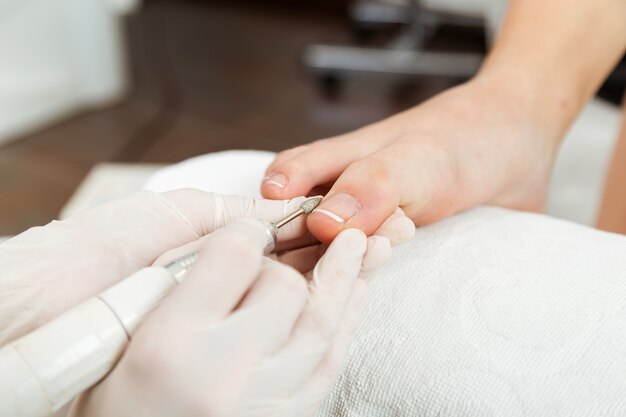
[0,190,414,347]
[70,220,387,417]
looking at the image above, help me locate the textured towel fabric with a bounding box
[145,150,626,416]
[316,207,626,417]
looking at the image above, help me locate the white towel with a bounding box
[317,207,626,417]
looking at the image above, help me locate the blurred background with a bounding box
[1,0,624,237]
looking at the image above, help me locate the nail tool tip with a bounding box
[301,196,323,214]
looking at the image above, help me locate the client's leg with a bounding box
[598,99,626,234]
[318,207,626,417]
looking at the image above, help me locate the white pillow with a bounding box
[144,150,275,198]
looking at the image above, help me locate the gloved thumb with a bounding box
[159,218,272,320]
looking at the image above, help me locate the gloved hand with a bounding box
[70,219,385,417]
[0,189,414,346]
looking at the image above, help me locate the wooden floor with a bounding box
[0,0,473,235]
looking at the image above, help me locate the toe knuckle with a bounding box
[350,156,397,193]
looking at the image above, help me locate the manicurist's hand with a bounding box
[71,220,383,417]
[0,190,413,346]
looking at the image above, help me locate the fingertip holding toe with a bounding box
[361,236,392,278]
[367,235,392,261]
[332,228,368,253]
[386,213,416,245]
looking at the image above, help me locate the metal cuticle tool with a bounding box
[274,196,322,229]
[264,196,322,254]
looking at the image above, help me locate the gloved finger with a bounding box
[151,236,212,268]
[277,234,391,281]
[261,229,367,392]
[235,258,308,355]
[152,227,319,269]
[373,207,416,246]
[300,235,390,282]
[160,190,317,244]
[233,275,367,407]
[281,279,368,417]
[160,218,268,320]
[261,134,379,201]
[153,191,329,267]
[359,235,392,280]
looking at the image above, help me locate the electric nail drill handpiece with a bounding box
[0,197,321,417]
